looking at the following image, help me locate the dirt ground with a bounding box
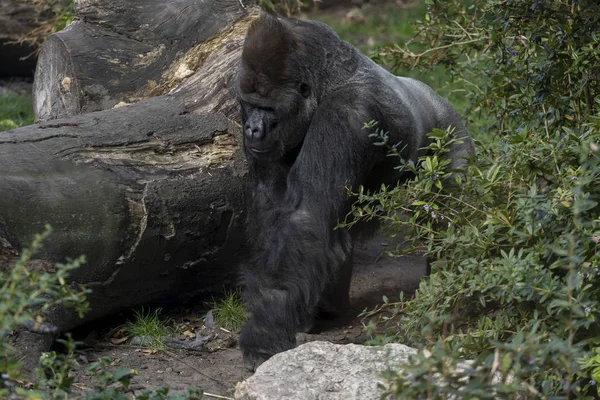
[68,233,427,398]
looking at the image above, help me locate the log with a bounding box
[2,0,259,334]
[33,0,251,121]
[0,96,248,331]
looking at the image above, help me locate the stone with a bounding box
[234,341,417,400]
[234,341,528,400]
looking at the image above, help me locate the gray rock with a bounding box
[235,341,528,400]
[234,341,416,400]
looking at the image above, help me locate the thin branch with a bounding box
[392,37,485,67]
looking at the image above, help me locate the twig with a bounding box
[542,104,561,175]
[392,37,484,67]
[204,393,234,400]
[163,349,231,390]
[90,343,149,350]
[88,343,234,396]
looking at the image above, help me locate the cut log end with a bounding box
[32,33,81,121]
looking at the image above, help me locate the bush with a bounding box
[0,228,204,399]
[348,0,600,397]
[0,226,89,397]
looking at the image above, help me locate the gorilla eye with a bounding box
[300,83,311,98]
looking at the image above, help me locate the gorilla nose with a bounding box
[244,125,264,141]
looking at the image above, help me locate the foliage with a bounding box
[38,341,204,400]
[346,0,600,397]
[208,289,247,332]
[0,91,36,132]
[0,226,89,391]
[375,0,600,138]
[39,344,204,400]
[255,0,304,17]
[12,0,75,50]
[0,229,204,399]
[123,307,174,350]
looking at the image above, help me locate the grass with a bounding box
[308,1,427,55]
[123,307,174,350]
[0,91,35,132]
[208,289,247,332]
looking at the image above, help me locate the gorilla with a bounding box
[234,14,474,370]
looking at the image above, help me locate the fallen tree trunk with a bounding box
[2,0,258,335]
[33,0,251,121]
[1,96,247,330]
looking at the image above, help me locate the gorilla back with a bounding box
[234,14,474,371]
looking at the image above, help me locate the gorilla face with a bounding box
[236,76,315,161]
[235,16,317,162]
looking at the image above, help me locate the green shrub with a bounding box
[0,229,204,399]
[347,0,600,397]
[0,226,89,397]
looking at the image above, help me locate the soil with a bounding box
[68,233,427,398]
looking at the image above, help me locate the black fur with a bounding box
[234,14,474,371]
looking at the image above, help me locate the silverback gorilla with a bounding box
[234,14,474,370]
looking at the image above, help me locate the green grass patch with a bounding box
[123,307,173,350]
[0,91,35,131]
[308,2,427,55]
[208,289,247,332]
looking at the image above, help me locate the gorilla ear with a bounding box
[242,14,292,84]
[300,83,311,98]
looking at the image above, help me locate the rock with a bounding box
[234,341,528,400]
[234,341,417,400]
[130,336,155,346]
[344,8,365,25]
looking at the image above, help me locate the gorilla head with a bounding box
[235,16,341,161]
[234,14,474,371]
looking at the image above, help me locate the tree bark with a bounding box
[33,0,252,121]
[2,0,258,332]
